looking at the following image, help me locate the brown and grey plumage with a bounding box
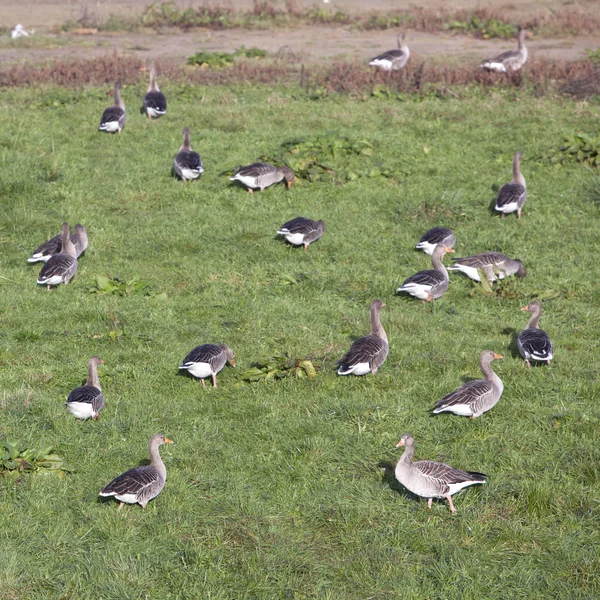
[230,162,295,193]
[28,224,88,263]
[66,356,105,420]
[433,350,504,418]
[369,33,410,72]
[337,300,388,376]
[495,152,527,219]
[143,65,167,119]
[99,81,126,133]
[448,251,526,284]
[415,227,456,256]
[173,127,203,181]
[517,300,554,368]
[397,244,454,301]
[37,222,78,290]
[179,343,236,388]
[277,217,325,250]
[482,28,529,73]
[99,434,173,509]
[395,434,486,513]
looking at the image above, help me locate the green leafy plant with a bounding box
[546,133,600,167]
[89,274,154,296]
[1,440,73,476]
[241,353,318,382]
[188,46,267,68]
[586,47,600,65]
[447,17,517,38]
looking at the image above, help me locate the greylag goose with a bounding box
[179,344,235,388]
[433,350,504,418]
[494,152,527,219]
[99,434,173,509]
[415,227,456,256]
[369,33,410,72]
[173,127,204,181]
[99,81,126,133]
[448,252,526,284]
[337,300,388,376]
[143,65,167,119]
[66,356,104,420]
[482,28,529,73]
[395,434,486,513]
[397,243,454,301]
[230,162,295,193]
[277,217,325,250]
[37,222,78,290]
[28,224,87,263]
[517,300,554,367]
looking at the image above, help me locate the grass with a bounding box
[1,82,600,598]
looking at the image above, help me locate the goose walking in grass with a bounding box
[518,300,554,368]
[482,28,529,73]
[395,434,486,514]
[230,163,295,193]
[99,81,126,133]
[397,243,454,301]
[415,227,455,256]
[337,300,388,376]
[37,222,78,290]
[433,350,504,418]
[173,127,203,181]
[179,344,236,388]
[99,434,173,510]
[28,224,88,263]
[494,152,527,219]
[369,32,410,72]
[143,64,167,119]
[277,217,325,250]
[66,356,104,420]
[448,252,526,284]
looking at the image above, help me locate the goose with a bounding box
[337,300,388,376]
[448,252,526,284]
[37,222,78,290]
[482,28,529,73]
[179,344,235,388]
[99,434,173,509]
[395,434,486,514]
[99,81,126,133]
[494,152,527,219]
[28,224,88,263]
[173,127,204,181]
[433,350,504,418]
[277,217,325,250]
[66,356,105,420]
[143,64,167,119]
[369,33,410,72]
[230,162,295,193]
[517,300,554,367]
[397,243,454,301]
[415,227,456,256]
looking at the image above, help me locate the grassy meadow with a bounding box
[1,82,600,598]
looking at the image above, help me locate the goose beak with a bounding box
[493,353,504,359]
[164,438,174,444]
[381,303,386,308]
[230,360,236,367]
[520,306,529,311]
[287,181,292,188]
[445,247,455,253]
[396,439,405,448]
[100,359,105,364]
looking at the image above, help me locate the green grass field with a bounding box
[1,82,600,599]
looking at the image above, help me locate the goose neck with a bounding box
[513,156,525,186]
[480,357,502,389]
[149,441,167,479]
[370,305,387,343]
[86,360,101,389]
[527,305,542,329]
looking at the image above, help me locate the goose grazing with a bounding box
[395,434,486,514]
[397,243,454,301]
[143,64,167,119]
[369,32,410,72]
[66,356,105,420]
[230,162,295,193]
[482,28,529,73]
[337,300,388,376]
[448,252,526,284]
[179,344,235,388]
[173,127,204,181]
[99,81,126,133]
[28,223,88,263]
[518,300,554,368]
[99,434,173,509]
[433,350,504,418]
[277,217,325,250]
[37,222,78,290]
[495,152,527,219]
[415,227,456,256]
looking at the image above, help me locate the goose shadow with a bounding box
[502,326,521,358]
[378,460,419,504]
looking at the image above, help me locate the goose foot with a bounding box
[525,360,531,368]
[517,209,522,220]
[446,494,456,513]
[118,502,124,510]
[247,188,253,194]
[201,379,206,389]
[47,285,51,291]
[427,498,433,510]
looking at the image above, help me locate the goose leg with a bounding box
[547,360,551,366]
[47,285,51,291]
[525,360,531,368]
[517,208,522,220]
[118,502,124,510]
[212,373,218,388]
[201,379,206,389]
[445,494,456,513]
[427,498,433,510]
[303,243,308,251]
[425,291,433,302]
[501,213,505,219]
[248,188,253,194]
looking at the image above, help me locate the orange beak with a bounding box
[381,303,386,308]
[396,439,405,448]
[493,353,503,359]
[230,360,236,367]
[164,438,174,444]
[445,247,455,253]
[100,359,105,364]
[520,306,530,311]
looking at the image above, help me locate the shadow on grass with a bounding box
[502,326,521,358]
[378,460,420,504]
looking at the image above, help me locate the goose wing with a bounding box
[336,334,387,369]
[28,234,62,262]
[100,106,125,127]
[143,90,167,113]
[67,385,104,413]
[433,379,494,412]
[496,182,526,208]
[401,269,445,287]
[100,465,159,497]
[233,162,276,178]
[370,48,405,62]
[37,254,77,282]
[181,344,225,370]
[413,460,485,486]
[278,217,317,235]
[484,49,519,65]
[417,227,453,245]
[518,328,553,360]
[452,253,506,268]
[175,150,203,172]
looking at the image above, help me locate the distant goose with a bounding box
[277,217,325,250]
[495,152,527,219]
[230,162,295,193]
[99,434,173,509]
[173,127,204,181]
[395,434,486,513]
[415,227,456,256]
[66,356,105,420]
[448,252,526,284]
[99,81,126,133]
[28,224,88,263]
[179,344,235,388]
[517,300,554,368]
[37,222,78,290]
[337,300,388,376]
[432,350,504,418]
[482,28,529,73]
[369,33,410,72]
[143,65,167,119]
[397,243,454,301]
